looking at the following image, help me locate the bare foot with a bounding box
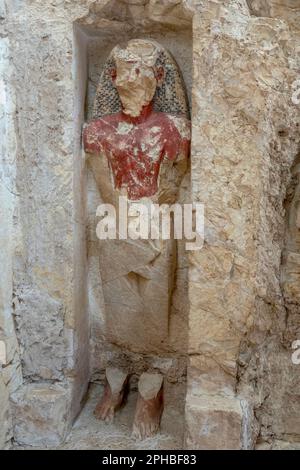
[132,372,164,439]
[94,367,128,423]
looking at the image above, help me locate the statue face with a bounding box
[114,58,157,117]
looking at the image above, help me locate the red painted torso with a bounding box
[83,108,190,200]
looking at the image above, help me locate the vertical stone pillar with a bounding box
[0,31,22,449]
[187,0,259,449]
[3,3,90,446]
[186,0,299,449]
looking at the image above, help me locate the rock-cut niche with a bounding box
[78,25,192,442]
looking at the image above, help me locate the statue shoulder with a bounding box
[151,112,190,139]
[164,114,191,141]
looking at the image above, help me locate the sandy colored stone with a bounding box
[185,395,246,450]
[247,0,300,33]
[1,0,300,451]
[94,367,128,422]
[84,37,190,355]
[188,0,300,450]
[86,27,192,375]
[12,383,185,450]
[0,341,6,365]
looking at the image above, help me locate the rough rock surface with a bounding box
[13,382,186,450]
[10,383,72,447]
[188,0,300,448]
[85,16,192,383]
[0,0,299,450]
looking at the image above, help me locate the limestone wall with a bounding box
[0,0,90,447]
[0,29,22,449]
[0,0,299,450]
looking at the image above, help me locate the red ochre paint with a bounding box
[83,104,190,200]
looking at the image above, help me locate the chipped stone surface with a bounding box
[13,382,186,450]
[138,372,163,400]
[86,28,192,381]
[10,383,72,447]
[185,395,244,450]
[0,0,300,450]
[0,341,6,365]
[188,0,300,449]
[0,30,22,450]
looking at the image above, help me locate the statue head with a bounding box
[111,40,164,117]
[93,39,189,120]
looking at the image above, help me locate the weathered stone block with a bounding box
[10,383,72,447]
[185,395,244,450]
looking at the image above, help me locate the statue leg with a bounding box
[94,366,128,423]
[132,372,164,439]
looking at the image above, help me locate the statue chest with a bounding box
[104,122,165,167]
[101,122,167,196]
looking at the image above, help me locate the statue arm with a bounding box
[176,135,190,162]
[83,119,117,206]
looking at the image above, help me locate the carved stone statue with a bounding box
[83,39,190,439]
